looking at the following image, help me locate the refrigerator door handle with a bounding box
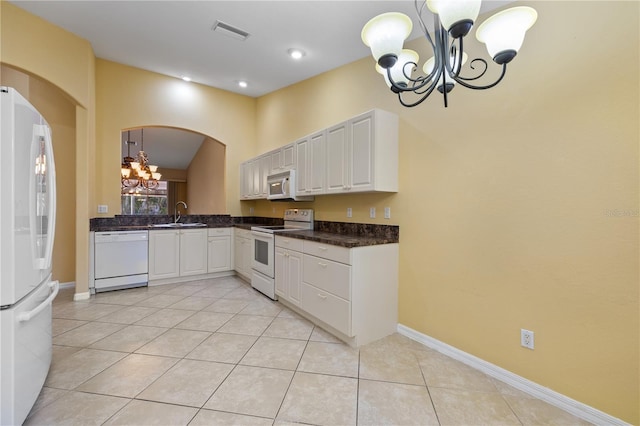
[17,280,59,323]
[42,124,56,270]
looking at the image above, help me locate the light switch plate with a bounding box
[97,204,108,214]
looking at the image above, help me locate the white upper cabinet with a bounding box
[296,131,326,195]
[326,109,398,194]
[325,122,349,193]
[239,109,398,200]
[239,154,271,200]
[270,143,296,175]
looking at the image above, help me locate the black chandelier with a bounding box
[361,0,537,107]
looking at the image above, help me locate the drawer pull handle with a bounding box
[317,293,327,300]
[318,262,328,267]
[282,240,290,244]
[317,246,328,251]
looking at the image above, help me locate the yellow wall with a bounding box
[187,137,226,214]
[254,2,639,423]
[94,59,256,218]
[1,2,95,290]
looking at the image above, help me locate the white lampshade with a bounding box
[130,161,140,170]
[427,0,481,32]
[121,167,131,178]
[377,49,419,87]
[152,172,162,180]
[476,6,537,60]
[361,12,413,66]
[148,165,158,173]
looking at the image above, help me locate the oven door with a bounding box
[251,230,274,278]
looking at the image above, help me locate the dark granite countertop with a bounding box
[273,229,397,248]
[90,216,398,247]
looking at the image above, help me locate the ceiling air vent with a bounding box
[211,20,250,41]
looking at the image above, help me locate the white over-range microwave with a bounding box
[267,170,314,202]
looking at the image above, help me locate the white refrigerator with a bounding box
[0,87,59,425]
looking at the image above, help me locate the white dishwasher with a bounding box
[94,231,149,292]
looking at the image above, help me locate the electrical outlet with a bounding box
[521,329,535,350]
[347,208,352,218]
[384,207,391,219]
[370,207,376,218]
[249,207,254,214]
[97,204,108,214]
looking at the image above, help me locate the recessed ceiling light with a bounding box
[238,81,248,88]
[288,48,306,60]
[181,76,192,82]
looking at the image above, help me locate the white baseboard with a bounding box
[59,281,76,289]
[397,324,629,426]
[73,291,90,301]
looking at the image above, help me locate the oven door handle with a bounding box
[251,231,273,239]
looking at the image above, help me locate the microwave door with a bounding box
[270,180,282,197]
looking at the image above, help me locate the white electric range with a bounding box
[250,209,313,299]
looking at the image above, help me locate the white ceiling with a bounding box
[122,127,206,170]
[10,0,512,98]
[12,0,512,168]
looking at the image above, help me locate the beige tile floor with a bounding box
[26,276,591,426]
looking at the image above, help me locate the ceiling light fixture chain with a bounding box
[362,0,537,108]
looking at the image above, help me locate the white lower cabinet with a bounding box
[207,228,233,273]
[276,238,399,347]
[149,230,180,280]
[275,236,304,306]
[149,229,207,280]
[179,229,208,276]
[234,228,252,279]
[150,228,233,281]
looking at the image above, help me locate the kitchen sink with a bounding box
[150,223,207,228]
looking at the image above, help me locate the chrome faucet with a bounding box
[174,201,187,223]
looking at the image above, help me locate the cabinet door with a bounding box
[309,131,326,194]
[274,247,287,298]
[287,249,303,306]
[270,148,282,175]
[259,155,271,198]
[240,162,251,199]
[325,121,349,193]
[282,143,296,170]
[149,230,180,280]
[208,236,231,273]
[295,137,309,194]
[234,236,247,276]
[349,112,374,192]
[180,229,208,276]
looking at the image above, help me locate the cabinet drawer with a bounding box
[303,254,350,300]
[303,241,351,264]
[208,227,231,237]
[234,228,251,239]
[275,236,304,251]
[301,282,351,336]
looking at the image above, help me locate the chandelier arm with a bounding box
[414,0,436,51]
[386,64,439,94]
[396,80,441,108]
[452,62,508,90]
[447,39,464,78]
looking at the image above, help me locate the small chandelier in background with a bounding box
[361,0,537,107]
[121,129,162,189]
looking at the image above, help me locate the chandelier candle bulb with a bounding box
[361,1,537,107]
